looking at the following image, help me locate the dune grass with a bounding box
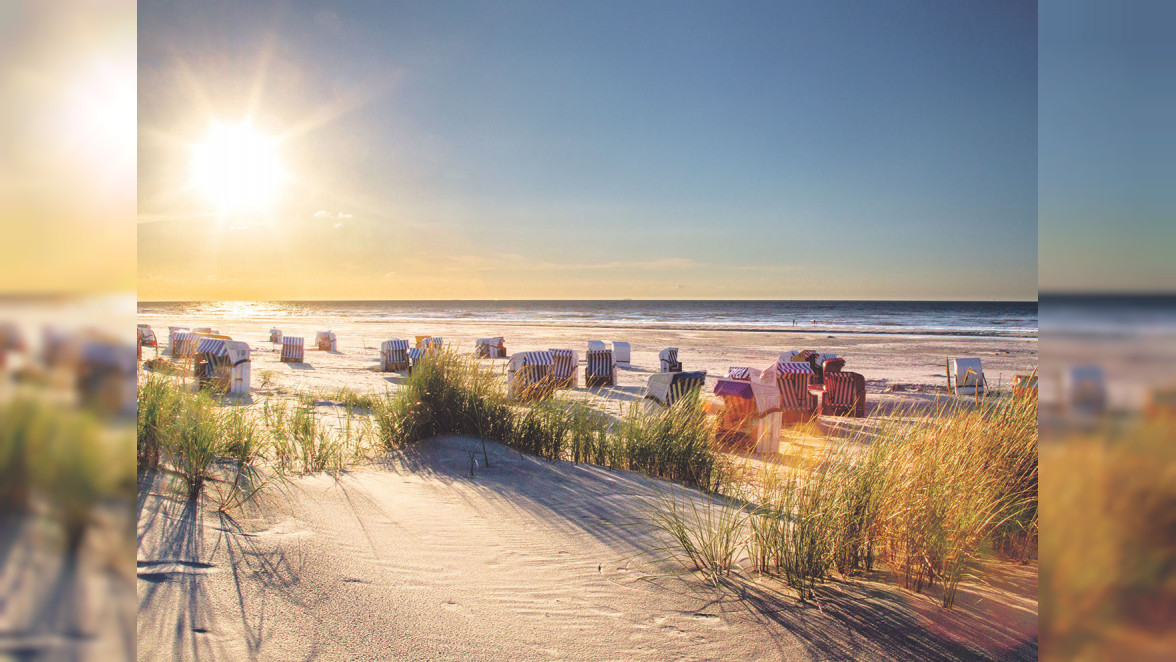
[371,349,721,490]
[1039,417,1175,661]
[2,396,132,553]
[637,394,1038,608]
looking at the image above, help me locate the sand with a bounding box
[135,315,1038,420]
[137,436,1037,661]
[135,315,1038,660]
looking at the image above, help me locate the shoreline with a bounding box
[137,314,1038,340]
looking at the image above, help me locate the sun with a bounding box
[189,124,284,214]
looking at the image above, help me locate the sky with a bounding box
[137,0,1038,301]
[1039,0,1176,293]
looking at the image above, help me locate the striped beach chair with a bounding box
[381,338,410,372]
[713,369,782,452]
[280,336,304,363]
[644,371,707,408]
[585,349,615,388]
[947,358,987,396]
[426,337,444,352]
[407,346,424,375]
[269,328,283,343]
[774,361,818,419]
[669,372,707,406]
[167,327,190,356]
[195,337,252,395]
[173,332,199,360]
[315,330,337,352]
[612,341,631,368]
[727,366,753,381]
[507,351,555,401]
[659,348,682,373]
[822,371,866,417]
[549,349,578,388]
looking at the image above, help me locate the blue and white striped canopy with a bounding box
[520,350,553,366]
[727,366,752,380]
[196,338,228,356]
[775,361,814,374]
[386,338,409,350]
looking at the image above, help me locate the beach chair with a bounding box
[1013,373,1039,400]
[380,339,410,372]
[136,324,158,360]
[713,369,783,453]
[507,351,555,401]
[167,327,190,356]
[172,332,199,360]
[587,340,607,352]
[406,346,424,375]
[644,370,707,408]
[773,361,819,422]
[1064,365,1106,415]
[315,330,337,352]
[423,337,444,355]
[659,348,682,373]
[474,337,506,359]
[612,341,631,368]
[822,371,866,417]
[727,366,753,380]
[194,338,251,395]
[947,358,987,396]
[415,335,432,348]
[77,339,137,416]
[549,349,578,388]
[585,349,615,387]
[269,328,282,343]
[280,337,304,363]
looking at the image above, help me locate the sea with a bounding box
[137,300,1038,339]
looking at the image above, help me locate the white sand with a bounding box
[137,436,1037,661]
[136,315,1038,423]
[136,315,1038,659]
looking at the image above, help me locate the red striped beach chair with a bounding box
[822,371,866,417]
[774,361,818,422]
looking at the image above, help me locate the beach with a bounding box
[135,312,1039,423]
[134,309,1039,660]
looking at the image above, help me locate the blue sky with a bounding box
[138,1,1037,301]
[1039,0,1176,293]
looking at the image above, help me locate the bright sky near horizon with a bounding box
[138,1,1038,301]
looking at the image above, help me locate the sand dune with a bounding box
[137,436,1036,661]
